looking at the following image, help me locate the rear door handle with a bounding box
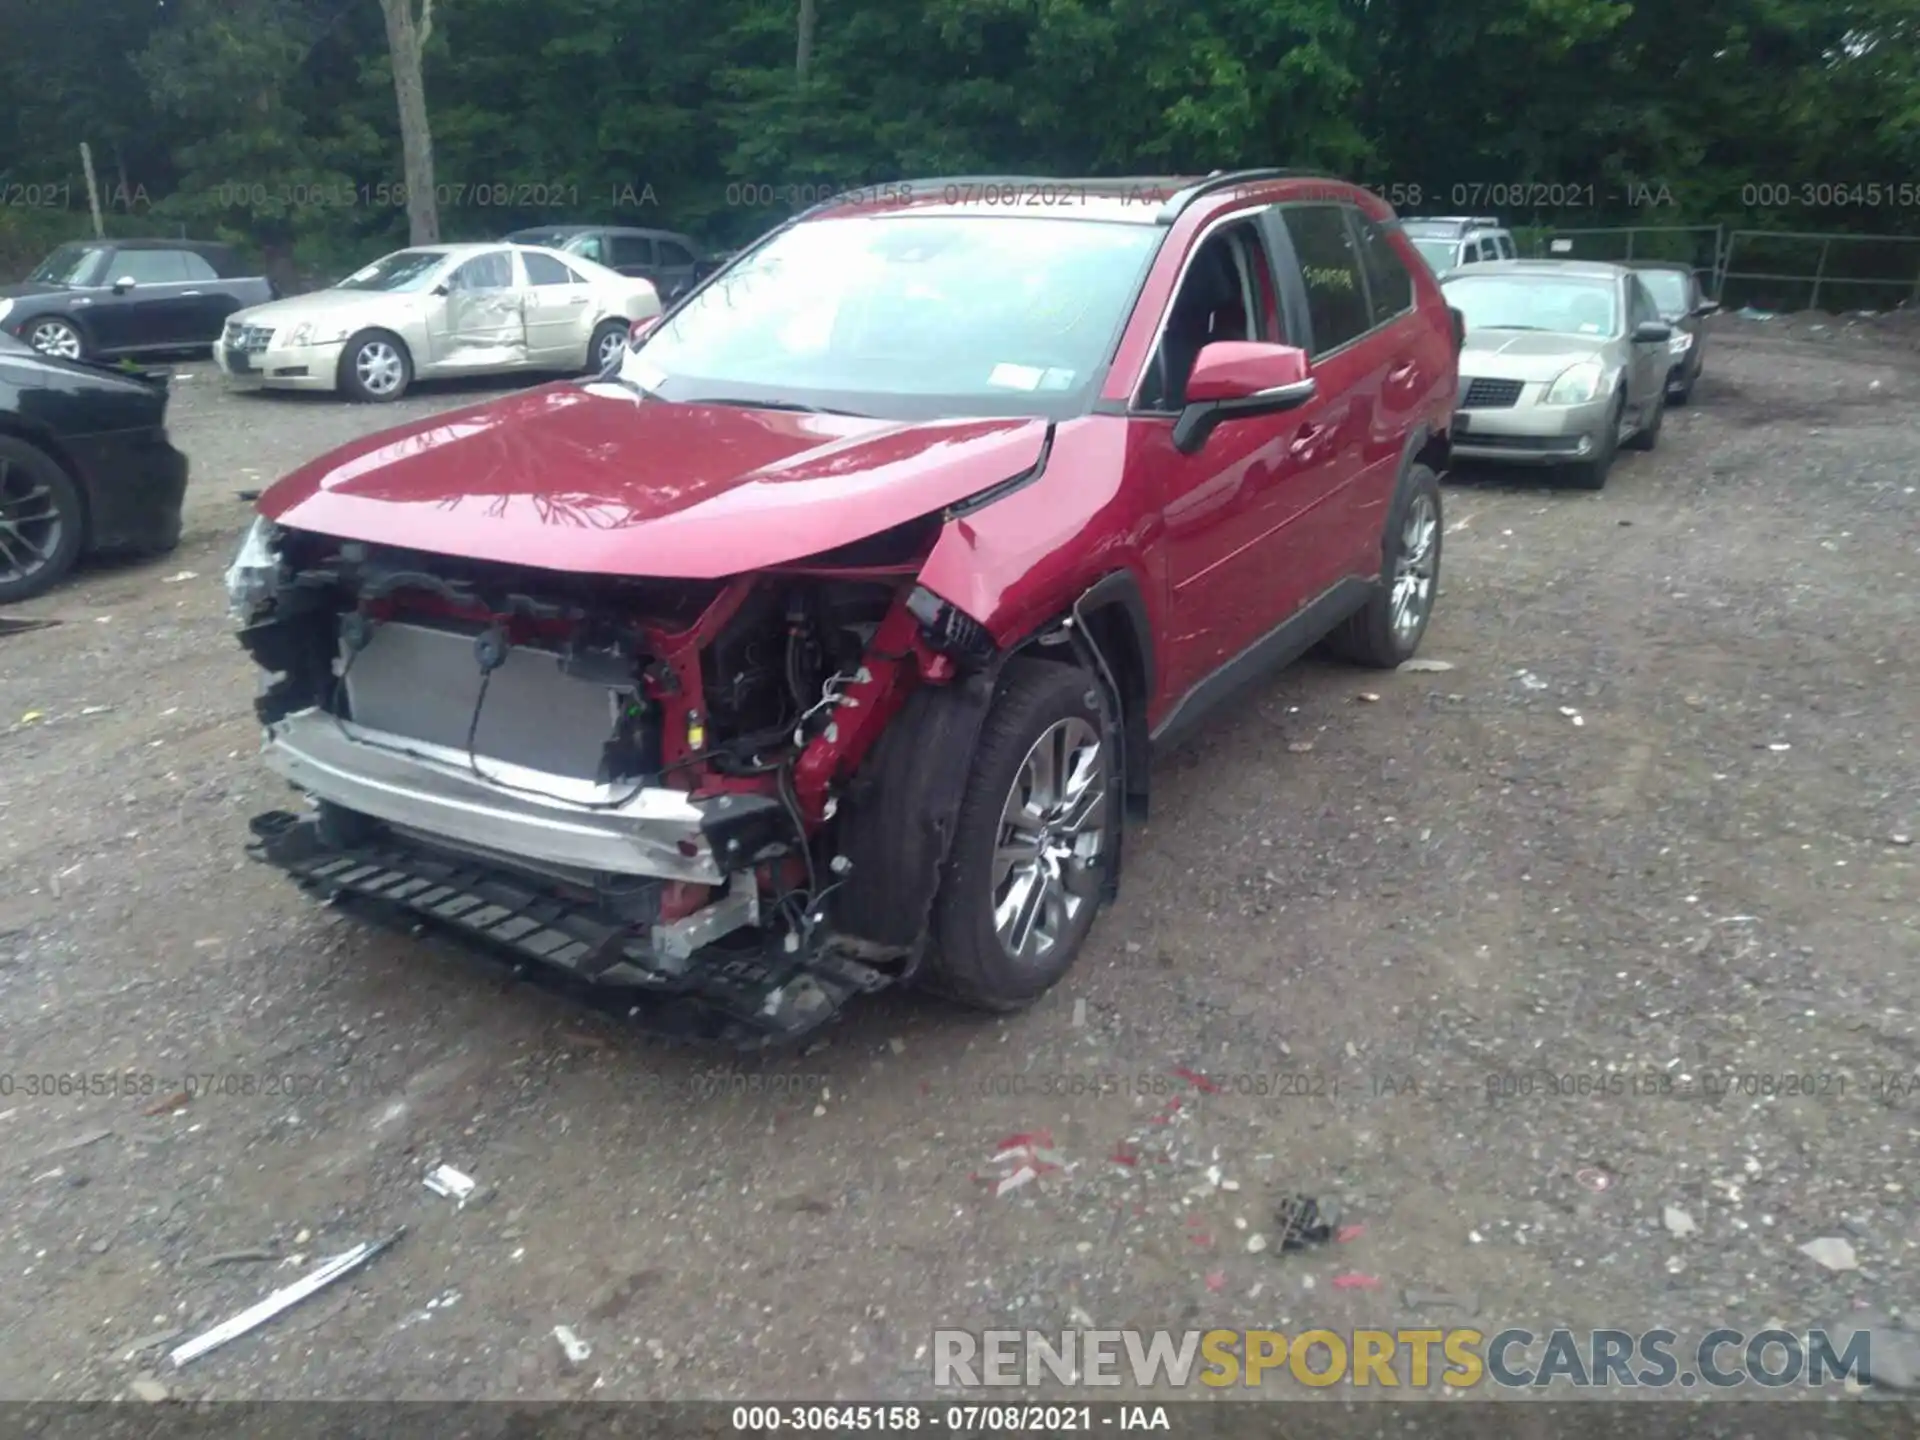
[1290,423,1326,456]
[1387,360,1417,383]
[182,290,203,297]
[567,294,590,304]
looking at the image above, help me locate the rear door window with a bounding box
[1350,213,1414,325]
[1281,205,1373,354]
[609,234,655,268]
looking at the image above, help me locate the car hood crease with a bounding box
[257,382,1052,579]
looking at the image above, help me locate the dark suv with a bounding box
[231,170,1461,1045]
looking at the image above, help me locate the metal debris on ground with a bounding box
[1286,741,1314,753]
[1356,692,1381,704]
[1559,706,1585,727]
[553,1325,592,1364]
[1398,658,1456,672]
[1575,1167,1613,1192]
[1516,671,1549,691]
[170,1229,404,1366]
[161,571,199,583]
[200,1248,278,1267]
[145,1090,191,1116]
[1798,1236,1859,1271]
[981,1130,1065,1196]
[424,1163,478,1206]
[1662,1206,1697,1237]
[1071,998,1087,1027]
[1274,1195,1335,1251]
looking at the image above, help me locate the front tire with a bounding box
[0,436,86,603]
[1567,391,1624,490]
[1624,385,1664,451]
[23,316,86,362]
[338,330,413,403]
[1327,462,1442,668]
[925,659,1116,1011]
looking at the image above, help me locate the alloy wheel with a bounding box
[355,340,404,396]
[594,327,626,370]
[1391,491,1439,643]
[0,455,63,588]
[27,320,81,360]
[991,716,1108,965]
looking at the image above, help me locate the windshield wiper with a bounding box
[692,396,870,418]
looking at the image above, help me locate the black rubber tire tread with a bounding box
[922,657,1114,1012]
[0,435,86,604]
[337,329,414,403]
[1325,462,1443,669]
[1624,385,1663,451]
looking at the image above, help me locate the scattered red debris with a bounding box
[1331,1273,1382,1290]
[1109,1146,1139,1167]
[1335,1224,1367,1243]
[996,1129,1054,1155]
[1172,1067,1222,1094]
[1205,1271,1227,1292]
[1189,1232,1214,1247]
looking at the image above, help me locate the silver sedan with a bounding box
[212,242,661,402]
[1442,260,1673,490]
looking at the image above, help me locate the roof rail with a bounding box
[1153,169,1343,222]
[792,175,1196,223]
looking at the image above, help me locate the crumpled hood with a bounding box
[1459,328,1615,382]
[258,381,1051,578]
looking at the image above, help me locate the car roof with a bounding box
[505,224,695,242]
[1401,216,1506,236]
[1443,258,1627,281]
[1621,258,1694,273]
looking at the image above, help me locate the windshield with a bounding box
[30,243,111,286]
[337,249,450,293]
[615,214,1163,420]
[1635,268,1691,314]
[508,229,568,248]
[1443,274,1620,337]
[1410,239,1458,273]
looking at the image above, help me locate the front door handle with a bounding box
[182,290,203,297]
[1387,360,1417,384]
[1290,423,1326,457]
[567,295,590,305]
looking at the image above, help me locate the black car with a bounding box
[0,239,277,364]
[0,331,189,602]
[502,225,717,303]
[1624,259,1719,403]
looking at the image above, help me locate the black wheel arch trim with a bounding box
[0,417,93,543]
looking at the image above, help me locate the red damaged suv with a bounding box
[227,169,1459,1044]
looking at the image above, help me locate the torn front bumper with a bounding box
[247,811,890,1045]
[261,706,778,885]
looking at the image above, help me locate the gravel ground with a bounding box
[0,315,1915,1404]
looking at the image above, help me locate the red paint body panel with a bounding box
[257,382,1048,578]
[1183,341,1310,402]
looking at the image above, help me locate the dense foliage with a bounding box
[1,0,1917,288]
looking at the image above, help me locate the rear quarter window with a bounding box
[1281,204,1372,354]
[1352,215,1414,323]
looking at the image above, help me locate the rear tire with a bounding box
[923,659,1117,1011]
[1326,463,1442,668]
[587,319,628,374]
[0,436,86,603]
[338,330,413,402]
[1566,392,1624,490]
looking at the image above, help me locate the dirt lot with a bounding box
[0,314,1915,1403]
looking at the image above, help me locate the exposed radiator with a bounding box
[340,621,632,780]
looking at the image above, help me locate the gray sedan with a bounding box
[1441,260,1673,490]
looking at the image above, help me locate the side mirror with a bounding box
[1172,342,1316,454]
[628,315,662,344]
[431,282,450,297]
[1693,300,1720,318]
[1632,320,1672,344]
[112,276,136,293]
